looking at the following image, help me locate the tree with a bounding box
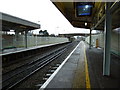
[43,30,49,36]
[39,30,49,36]
[39,30,43,35]
[50,34,55,37]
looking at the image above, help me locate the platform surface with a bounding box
[86,44,120,88]
[40,41,87,89]
[40,41,120,89]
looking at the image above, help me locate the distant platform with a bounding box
[1,42,69,56]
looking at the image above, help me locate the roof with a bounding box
[0,12,40,32]
[52,1,120,30]
[59,33,97,37]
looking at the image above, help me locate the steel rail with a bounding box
[2,46,67,81]
[2,46,67,90]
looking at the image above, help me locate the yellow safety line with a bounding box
[84,46,91,89]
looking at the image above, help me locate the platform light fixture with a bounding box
[10,30,14,32]
[85,22,87,26]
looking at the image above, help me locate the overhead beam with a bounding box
[92,14,105,30]
[92,1,120,30]
[110,1,120,14]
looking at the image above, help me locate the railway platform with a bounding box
[40,41,120,89]
[1,42,69,56]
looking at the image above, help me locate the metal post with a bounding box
[89,29,92,49]
[25,30,28,48]
[103,2,111,76]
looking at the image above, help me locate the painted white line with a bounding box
[39,42,80,90]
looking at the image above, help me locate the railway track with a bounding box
[2,45,67,90]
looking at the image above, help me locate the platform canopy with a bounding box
[0,12,40,32]
[52,1,120,30]
[59,33,97,37]
[52,1,120,76]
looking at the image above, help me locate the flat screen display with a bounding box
[77,5,93,16]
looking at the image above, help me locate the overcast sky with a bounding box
[0,0,94,35]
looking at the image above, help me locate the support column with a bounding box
[0,31,2,52]
[0,12,2,90]
[36,34,37,46]
[25,30,28,48]
[0,14,2,52]
[15,30,19,48]
[103,2,112,76]
[89,29,92,49]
